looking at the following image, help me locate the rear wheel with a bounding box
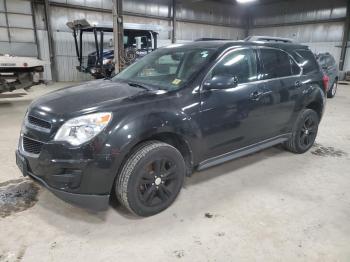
[327,80,338,98]
[284,109,319,154]
[116,141,185,217]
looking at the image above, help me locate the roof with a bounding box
[161,40,309,52]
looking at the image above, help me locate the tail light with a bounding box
[322,75,329,92]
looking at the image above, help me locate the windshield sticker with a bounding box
[172,79,182,85]
[201,51,209,58]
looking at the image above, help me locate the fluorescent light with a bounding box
[237,0,257,3]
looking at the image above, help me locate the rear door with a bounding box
[258,47,302,136]
[326,55,338,85]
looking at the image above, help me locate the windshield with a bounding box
[113,45,217,90]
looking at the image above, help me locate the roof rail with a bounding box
[194,38,228,41]
[245,36,295,43]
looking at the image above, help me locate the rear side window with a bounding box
[326,55,336,67]
[294,50,319,74]
[260,48,299,79]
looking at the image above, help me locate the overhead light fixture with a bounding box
[237,0,257,4]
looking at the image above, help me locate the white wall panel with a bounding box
[0,27,9,41]
[177,22,244,41]
[9,28,35,42]
[37,30,52,81]
[6,0,31,14]
[0,13,6,27]
[249,22,344,43]
[7,14,33,29]
[0,0,4,12]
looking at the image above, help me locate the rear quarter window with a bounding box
[293,50,319,74]
[259,48,300,79]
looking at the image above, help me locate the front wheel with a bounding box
[116,141,185,217]
[284,109,319,154]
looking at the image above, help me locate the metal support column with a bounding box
[112,0,124,73]
[31,1,41,59]
[3,0,11,43]
[43,0,56,81]
[172,0,176,43]
[340,0,350,71]
[244,10,251,39]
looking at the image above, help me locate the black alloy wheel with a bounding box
[284,109,319,154]
[116,141,185,217]
[299,115,318,150]
[138,158,181,207]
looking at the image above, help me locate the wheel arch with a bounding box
[306,100,323,120]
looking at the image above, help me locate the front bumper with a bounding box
[27,166,109,211]
[15,137,117,211]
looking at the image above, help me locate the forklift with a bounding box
[67,19,163,79]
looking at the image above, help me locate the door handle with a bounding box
[249,90,264,101]
[295,81,303,88]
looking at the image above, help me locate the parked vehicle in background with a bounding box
[16,40,327,216]
[67,19,166,79]
[0,55,45,93]
[316,52,339,98]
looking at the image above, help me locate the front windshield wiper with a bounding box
[127,82,152,91]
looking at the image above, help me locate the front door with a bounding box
[199,48,272,160]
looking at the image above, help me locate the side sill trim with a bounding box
[197,133,291,171]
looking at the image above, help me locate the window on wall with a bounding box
[260,48,300,79]
[210,48,258,84]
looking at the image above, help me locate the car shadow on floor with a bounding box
[35,145,291,225]
[185,145,286,187]
[0,92,28,98]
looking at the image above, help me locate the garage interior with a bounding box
[1,0,350,261]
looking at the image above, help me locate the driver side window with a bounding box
[210,49,258,84]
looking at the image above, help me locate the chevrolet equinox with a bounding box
[16,41,327,216]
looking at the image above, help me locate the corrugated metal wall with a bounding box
[4,0,349,81]
[249,0,349,70]
[38,0,246,81]
[0,0,37,57]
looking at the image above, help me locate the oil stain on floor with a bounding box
[311,143,348,158]
[0,178,40,218]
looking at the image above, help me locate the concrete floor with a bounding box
[0,82,350,262]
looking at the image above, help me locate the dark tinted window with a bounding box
[325,55,336,67]
[294,50,319,74]
[210,48,258,84]
[260,49,298,79]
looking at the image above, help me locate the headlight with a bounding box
[54,112,112,146]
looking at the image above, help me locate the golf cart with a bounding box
[67,19,163,79]
[0,55,46,93]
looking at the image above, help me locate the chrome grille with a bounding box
[28,115,51,130]
[22,136,43,155]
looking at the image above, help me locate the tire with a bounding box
[116,141,185,217]
[327,80,338,98]
[284,109,319,154]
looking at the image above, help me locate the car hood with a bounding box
[29,80,153,117]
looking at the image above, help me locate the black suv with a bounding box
[16,41,327,216]
[316,52,339,98]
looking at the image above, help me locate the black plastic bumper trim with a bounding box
[27,171,110,211]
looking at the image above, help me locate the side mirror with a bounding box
[203,75,238,90]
